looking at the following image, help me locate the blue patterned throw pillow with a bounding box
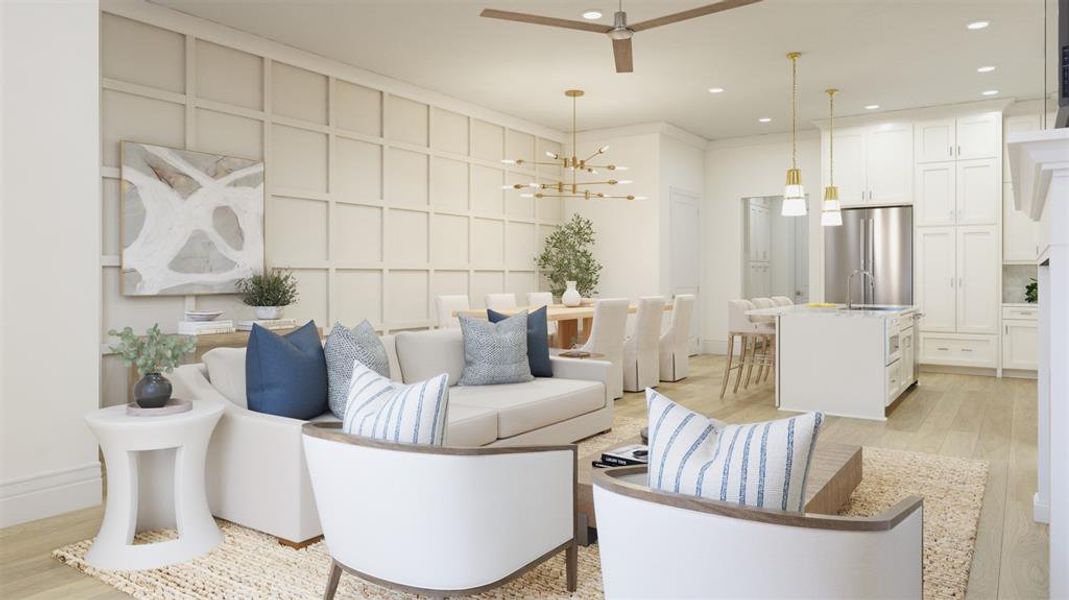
[343,361,449,445]
[457,312,534,386]
[245,321,328,420]
[488,305,552,378]
[324,320,390,418]
[646,388,823,512]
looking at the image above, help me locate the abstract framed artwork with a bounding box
[120,142,265,296]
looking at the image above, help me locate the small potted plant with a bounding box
[236,269,300,319]
[109,324,197,408]
[1026,278,1038,304]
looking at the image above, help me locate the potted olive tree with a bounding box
[536,214,602,306]
[109,324,197,408]
[236,269,300,319]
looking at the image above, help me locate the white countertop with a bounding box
[746,304,917,319]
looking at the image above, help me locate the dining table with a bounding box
[455,301,673,349]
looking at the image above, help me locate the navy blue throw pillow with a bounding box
[488,306,553,377]
[246,321,328,419]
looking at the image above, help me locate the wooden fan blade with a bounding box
[629,0,762,32]
[480,9,613,34]
[612,38,634,73]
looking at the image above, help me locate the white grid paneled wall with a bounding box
[99,8,565,403]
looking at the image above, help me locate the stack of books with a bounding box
[592,443,649,469]
[177,320,235,336]
[237,318,298,331]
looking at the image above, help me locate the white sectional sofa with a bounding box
[170,328,613,545]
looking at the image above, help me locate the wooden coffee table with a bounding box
[576,438,862,545]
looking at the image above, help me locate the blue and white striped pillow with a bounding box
[342,361,449,445]
[646,388,824,512]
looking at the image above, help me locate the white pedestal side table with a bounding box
[84,400,224,570]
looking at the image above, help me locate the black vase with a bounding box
[134,372,172,408]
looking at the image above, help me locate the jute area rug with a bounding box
[54,417,988,599]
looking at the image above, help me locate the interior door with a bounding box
[955,112,999,159]
[915,227,956,332]
[669,189,701,354]
[956,158,999,225]
[833,129,866,204]
[914,118,955,163]
[915,162,955,226]
[956,226,999,334]
[866,123,913,204]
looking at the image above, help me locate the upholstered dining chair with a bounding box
[435,294,470,329]
[593,466,922,599]
[485,293,518,312]
[302,423,578,598]
[577,298,629,400]
[623,296,666,392]
[659,294,695,382]
[527,291,558,339]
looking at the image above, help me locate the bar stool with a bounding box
[748,298,777,386]
[721,300,760,398]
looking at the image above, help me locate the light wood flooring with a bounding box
[0,354,1048,599]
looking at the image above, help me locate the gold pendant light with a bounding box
[821,88,842,227]
[781,52,806,216]
[500,90,644,201]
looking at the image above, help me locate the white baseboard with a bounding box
[702,338,729,355]
[0,462,102,528]
[1034,492,1050,524]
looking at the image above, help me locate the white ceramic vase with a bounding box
[254,306,283,320]
[561,281,582,307]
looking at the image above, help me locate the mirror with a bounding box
[742,196,809,303]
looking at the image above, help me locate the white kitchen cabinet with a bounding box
[748,203,770,262]
[915,227,957,332]
[919,333,998,367]
[915,158,998,226]
[956,158,999,225]
[748,262,771,298]
[915,162,956,226]
[901,326,916,388]
[1003,113,1043,178]
[915,225,998,335]
[955,113,1000,160]
[866,123,913,204]
[823,122,912,206]
[1004,182,1040,262]
[956,226,999,334]
[915,118,956,163]
[1003,320,1038,370]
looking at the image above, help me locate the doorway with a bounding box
[742,196,809,304]
[669,188,701,354]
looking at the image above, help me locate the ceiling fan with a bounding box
[480,0,762,73]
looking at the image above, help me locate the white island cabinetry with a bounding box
[749,305,918,421]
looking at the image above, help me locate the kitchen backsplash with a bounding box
[1003,264,1038,304]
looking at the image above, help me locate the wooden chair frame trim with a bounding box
[302,422,579,597]
[592,465,923,532]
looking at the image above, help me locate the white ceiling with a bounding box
[153,0,1050,139]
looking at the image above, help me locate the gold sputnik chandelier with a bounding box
[501,89,644,201]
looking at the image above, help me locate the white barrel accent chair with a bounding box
[435,294,469,328]
[576,298,629,400]
[485,293,517,312]
[659,294,696,382]
[593,467,923,599]
[303,423,577,598]
[623,296,666,392]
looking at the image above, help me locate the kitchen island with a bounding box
[747,304,919,421]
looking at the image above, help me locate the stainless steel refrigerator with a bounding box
[824,206,913,305]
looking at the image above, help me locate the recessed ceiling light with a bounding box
[966,20,989,30]
[758,117,771,123]
[981,89,999,96]
[977,65,996,73]
[865,104,880,110]
[581,9,603,20]
[708,87,725,94]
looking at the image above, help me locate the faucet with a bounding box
[847,270,875,310]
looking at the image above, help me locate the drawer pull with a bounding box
[937,347,950,351]
[961,348,973,352]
